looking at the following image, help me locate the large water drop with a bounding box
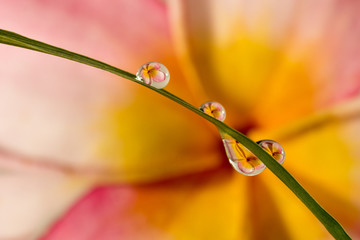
[136,62,170,89]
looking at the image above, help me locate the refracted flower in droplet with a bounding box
[199,101,264,176]
[199,102,284,176]
[221,132,266,176]
[257,140,285,165]
[199,101,226,121]
[136,62,170,89]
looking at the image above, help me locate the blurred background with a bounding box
[0,0,360,239]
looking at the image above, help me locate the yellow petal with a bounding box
[94,87,224,183]
[152,170,249,239]
[251,97,360,236]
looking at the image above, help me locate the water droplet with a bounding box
[221,132,266,176]
[136,62,170,89]
[257,140,285,165]
[199,102,283,176]
[199,101,226,121]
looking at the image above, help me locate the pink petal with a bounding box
[148,62,162,70]
[0,0,174,238]
[151,70,166,83]
[140,73,152,84]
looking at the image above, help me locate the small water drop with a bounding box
[136,62,170,89]
[199,101,226,121]
[257,140,285,165]
[221,132,266,176]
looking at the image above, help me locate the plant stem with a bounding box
[0,29,351,239]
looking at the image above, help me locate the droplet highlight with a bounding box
[199,101,226,121]
[221,133,266,176]
[136,62,170,89]
[257,140,285,165]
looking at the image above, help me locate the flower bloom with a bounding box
[223,136,265,175]
[200,101,226,121]
[138,62,166,84]
[0,0,360,239]
[258,140,285,164]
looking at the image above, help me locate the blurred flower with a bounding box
[0,0,360,239]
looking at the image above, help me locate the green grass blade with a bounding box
[0,29,351,239]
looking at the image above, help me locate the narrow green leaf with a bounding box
[0,29,351,240]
